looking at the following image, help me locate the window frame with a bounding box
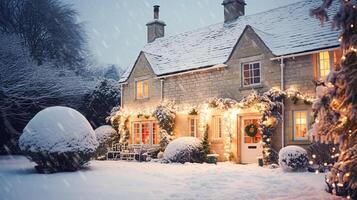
[212,115,223,139]
[241,62,262,87]
[131,121,159,145]
[292,110,309,141]
[317,51,332,80]
[135,79,149,100]
[188,117,198,138]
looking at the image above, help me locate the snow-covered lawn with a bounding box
[0,156,342,200]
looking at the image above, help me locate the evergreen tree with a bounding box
[201,125,210,161]
[311,1,357,198]
[83,79,120,128]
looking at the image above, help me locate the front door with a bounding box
[240,116,262,163]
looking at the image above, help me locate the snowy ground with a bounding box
[0,156,342,200]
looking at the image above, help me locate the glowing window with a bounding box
[319,51,331,80]
[189,117,198,137]
[136,80,149,99]
[293,111,308,141]
[132,121,159,145]
[133,123,141,144]
[212,116,222,139]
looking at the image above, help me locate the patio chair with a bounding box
[106,143,121,160]
[120,144,136,161]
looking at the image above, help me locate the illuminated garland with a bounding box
[108,88,313,163]
[107,107,130,144]
[206,87,314,164]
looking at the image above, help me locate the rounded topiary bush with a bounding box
[163,137,204,163]
[279,145,308,172]
[94,125,117,159]
[19,106,99,173]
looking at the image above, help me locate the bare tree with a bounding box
[0,33,95,153]
[0,0,87,69]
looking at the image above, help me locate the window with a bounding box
[242,62,261,86]
[189,117,198,137]
[293,111,308,141]
[141,122,150,144]
[136,80,149,99]
[132,121,159,144]
[212,116,222,139]
[133,123,141,144]
[152,123,159,144]
[318,51,331,80]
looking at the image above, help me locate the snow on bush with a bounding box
[19,106,99,172]
[94,125,116,158]
[279,146,308,172]
[163,137,204,163]
[95,125,116,144]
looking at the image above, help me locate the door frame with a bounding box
[237,113,261,164]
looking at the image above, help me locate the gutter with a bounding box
[155,64,228,79]
[270,46,339,61]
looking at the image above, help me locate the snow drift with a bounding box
[19,106,98,172]
[163,137,204,163]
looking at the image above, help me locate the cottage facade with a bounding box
[119,0,341,163]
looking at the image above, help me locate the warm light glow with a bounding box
[318,51,331,80]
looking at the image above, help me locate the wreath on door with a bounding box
[245,124,258,138]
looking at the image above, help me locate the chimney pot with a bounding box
[154,5,160,19]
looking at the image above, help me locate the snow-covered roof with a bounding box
[120,0,340,83]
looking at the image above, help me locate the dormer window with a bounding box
[242,62,261,87]
[136,80,149,99]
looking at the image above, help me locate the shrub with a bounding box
[19,106,98,173]
[163,137,204,163]
[279,146,308,172]
[94,125,117,159]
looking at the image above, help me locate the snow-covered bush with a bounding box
[19,106,99,173]
[94,125,117,158]
[152,102,176,151]
[163,137,204,163]
[279,146,308,172]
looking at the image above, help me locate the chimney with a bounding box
[146,5,166,43]
[222,0,246,23]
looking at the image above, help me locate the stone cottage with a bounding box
[118,0,341,163]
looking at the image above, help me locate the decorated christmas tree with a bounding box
[310,0,357,198]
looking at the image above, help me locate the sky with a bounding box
[63,0,302,70]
